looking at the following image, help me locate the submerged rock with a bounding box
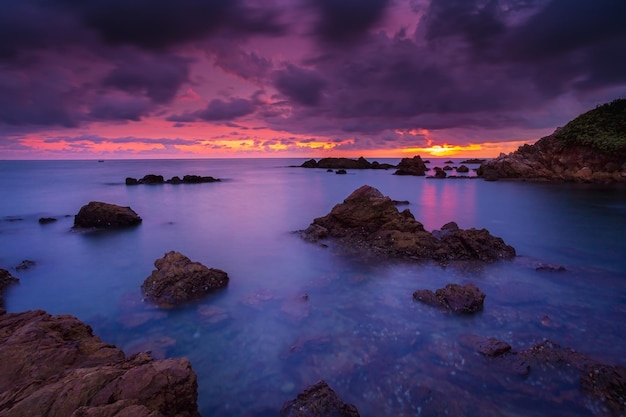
[0,310,200,417]
[280,380,360,417]
[300,185,515,263]
[141,251,229,308]
[413,283,486,314]
[0,269,19,313]
[38,217,57,224]
[74,201,142,229]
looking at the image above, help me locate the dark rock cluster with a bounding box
[74,201,142,229]
[0,310,201,417]
[280,380,360,417]
[299,157,395,170]
[413,283,486,314]
[301,185,516,263]
[393,155,427,176]
[126,174,221,185]
[141,251,229,308]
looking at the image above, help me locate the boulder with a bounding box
[74,202,142,229]
[456,164,470,173]
[0,310,200,417]
[141,251,229,308]
[280,380,360,417]
[300,186,515,263]
[413,283,486,314]
[393,155,427,176]
[432,167,447,178]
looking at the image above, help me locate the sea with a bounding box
[0,158,625,416]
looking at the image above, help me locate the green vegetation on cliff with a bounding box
[553,98,626,153]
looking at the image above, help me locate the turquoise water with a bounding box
[1,158,625,416]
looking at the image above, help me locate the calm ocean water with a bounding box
[1,158,625,416]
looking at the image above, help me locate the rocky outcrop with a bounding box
[413,283,486,314]
[280,380,360,417]
[0,269,19,313]
[126,174,221,185]
[38,217,57,224]
[300,185,515,263]
[456,164,470,173]
[393,155,427,176]
[478,135,626,182]
[141,251,229,308]
[0,309,200,417]
[74,201,142,229]
[478,100,626,182]
[298,157,395,170]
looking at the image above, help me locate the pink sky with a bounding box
[1,0,625,159]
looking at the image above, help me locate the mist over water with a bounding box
[1,158,625,416]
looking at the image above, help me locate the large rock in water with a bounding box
[300,185,515,263]
[0,310,200,417]
[393,155,427,176]
[280,380,360,417]
[141,251,229,308]
[74,201,142,228]
[299,157,395,170]
[478,99,626,182]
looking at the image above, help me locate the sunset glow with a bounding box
[0,1,624,160]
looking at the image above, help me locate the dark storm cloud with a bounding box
[169,98,256,122]
[43,135,200,146]
[60,0,285,50]
[102,54,191,103]
[310,0,391,43]
[272,65,326,106]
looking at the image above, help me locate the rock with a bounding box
[0,310,200,417]
[461,158,487,164]
[300,186,515,263]
[432,167,447,178]
[280,380,360,417]
[298,157,395,170]
[15,259,36,271]
[458,334,512,357]
[413,283,486,314]
[536,263,566,272]
[456,164,470,173]
[181,174,220,183]
[141,251,229,308]
[38,217,57,224]
[126,174,221,185]
[0,269,19,312]
[74,202,142,229]
[443,165,453,171]
[335,169,347,175]
[445,160,454,163]
[393,155,427,176]
[478,100,626,183]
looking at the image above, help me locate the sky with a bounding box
[1,0,625,159]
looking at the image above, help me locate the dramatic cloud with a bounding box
[1,0,625,158]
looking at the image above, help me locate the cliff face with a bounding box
[478,99,626,182]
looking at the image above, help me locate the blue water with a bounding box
[1,158,625,416]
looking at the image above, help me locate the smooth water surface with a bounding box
[1,158,625,416]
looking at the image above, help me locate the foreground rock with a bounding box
[74,201,142,229]
[0,269,19,313]
[300,185,515,263]
[0,310,200,417]
[413,283,486,314]
[393,155,427,176]
[126,174,221,185]
[478,99,626,182]
[141,251,229,308]
[298,157,395,170]
[460,336,626,416]
[280,380,360,417]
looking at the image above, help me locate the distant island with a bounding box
[478,99,626,183]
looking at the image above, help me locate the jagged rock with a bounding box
[141,251,229,308]
[280,380,360,417]
[413,283,486,314]
[0,310,200,417]
[478,100,626,183]
[300,186,515,263]
[74,202,142,229]
[393,155,427,176]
